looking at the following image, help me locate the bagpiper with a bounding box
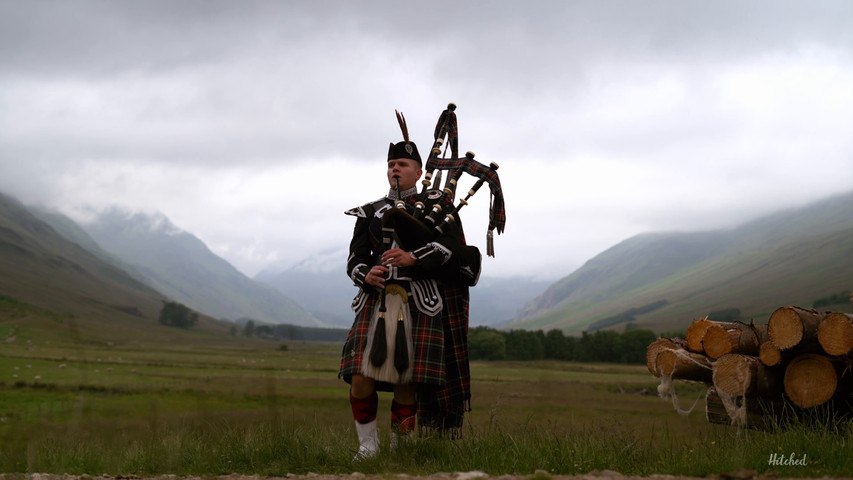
[339,103,505,459]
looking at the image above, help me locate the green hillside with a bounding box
[512,191,853,335]
[48,207,322,327]
[0,192,264,348]
[0,192,177,343]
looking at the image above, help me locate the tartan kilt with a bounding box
[339,284,471,428]
[340,287,445,387]
[417,284,471,431]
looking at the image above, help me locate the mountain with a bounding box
[29,206,151,286]
[0,192,172,341]
[512,190,853,335]
[470,276,552,326]
[257,249,550,328]
[255,248,355,327]
[71,207,323,327]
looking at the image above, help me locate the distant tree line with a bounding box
[159,301,198,328]
[469,325,659,364]
[812,290,852,309]
[235,319,348,342]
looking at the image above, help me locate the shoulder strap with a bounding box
[344,197,388,218]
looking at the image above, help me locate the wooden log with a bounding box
[760,340,825,367]
[768,306,824,350]
[702,324,738,359]
[759,341,782,367]
[739,322,770,351]
[685,316,712,353]
[646,337,687,376]
[783,353,837,408]
[712,353,781,397]
[818,312,853,356]
[706,387,786,430]
[706,387,741,427]
[654,347,713,383]
[703,322,769,359]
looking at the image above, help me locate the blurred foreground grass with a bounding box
[0,335,850,477]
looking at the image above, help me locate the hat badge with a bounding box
[405,143,413,155]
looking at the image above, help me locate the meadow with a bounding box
[1,328,851,478]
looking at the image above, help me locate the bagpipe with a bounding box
[383,103,506,273]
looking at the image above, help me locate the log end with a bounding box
[686,316,712,353]
[817,312,853,357]
[655,349,678,377]
[783,353,837,408]
[759,341,782,367]
[712,353,752,397]
[647,338,679,376]
[703,324,734,359]
[768,306,805,350]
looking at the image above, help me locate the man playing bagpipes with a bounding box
[339,103,505,460]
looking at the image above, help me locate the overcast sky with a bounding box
[2,1,853,281]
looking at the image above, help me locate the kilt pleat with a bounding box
[417,285,471,431]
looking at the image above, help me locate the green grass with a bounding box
[1,328,851,477]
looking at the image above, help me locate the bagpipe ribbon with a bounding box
[425,155,506,236]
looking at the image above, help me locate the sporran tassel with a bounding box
[369,294,388,367]
[362,285,413,383]
[394,309,409,373]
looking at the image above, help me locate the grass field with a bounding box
[1,326,851,477]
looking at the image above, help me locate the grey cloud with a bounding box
[2,0,853,278]
[7,2,852,80]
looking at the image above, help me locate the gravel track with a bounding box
[2,469,849,480]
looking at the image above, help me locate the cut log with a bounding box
[706,387,786,430]
[818,312,853,356]
[760,340,825,367]
[654,347,713,383]
[768,306,824,350]
[702,324,738,359]
[759,341,782,367]
[686,316,712,353]
[712,353,780,397]
[703,322,768,359]
[741,322,770,350]
[646,337,687,376]
[783,353,837,408]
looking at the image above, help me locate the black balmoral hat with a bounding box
[388,110,421,164]
[387,140,421,164]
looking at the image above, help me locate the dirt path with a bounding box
[3,469,850,480]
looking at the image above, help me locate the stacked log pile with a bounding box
[647,306,853,429]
